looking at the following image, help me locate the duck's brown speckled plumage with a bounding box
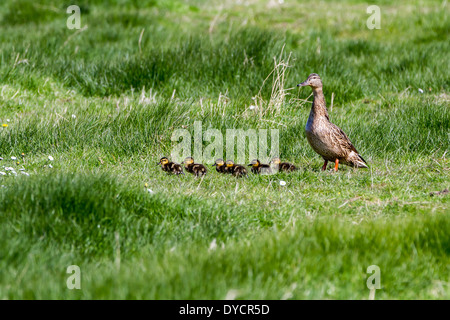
[298,73,368,171]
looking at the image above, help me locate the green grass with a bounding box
[0,0,449,299]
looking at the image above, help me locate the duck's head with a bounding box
[157,157,169,165]
[270,157,281,165]
[248,159,260,167]
[226,160,235,167]
[213,158,225,167]
[183,156,195,165]
[297,73,322,89]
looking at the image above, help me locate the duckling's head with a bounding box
[213,158,225,167]
[270,157,281,165]
[226,160,235,167]
[158,157,169,165]
[297,73,322,89]
[248,159,260,167]
[183,156,195,165]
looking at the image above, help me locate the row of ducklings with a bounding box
[157,157,297,177]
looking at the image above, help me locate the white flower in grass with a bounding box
[48,155,54,161]
[225,289,239,300]
[0,172,6,176]
[249,105,256,110]
[11,156,17,160]
[5,167,13,171]
[209,238,217,251]
[418,88,424,93]
[279,180,286,186]
[71,114,76,119]
[48,164,53,168]
[6,119,10,122]
[147,188,154,194]
[21,172,30,176]
[0,157,3,160]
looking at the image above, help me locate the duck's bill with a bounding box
[297,81,309,87]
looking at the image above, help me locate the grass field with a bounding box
[0,0,449,299]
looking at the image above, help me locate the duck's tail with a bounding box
[353,153,368,168]
[347,151,368,168]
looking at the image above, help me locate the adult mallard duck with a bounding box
[248,159,272,175]
[157,157,184,175]
[270,157,297,172]
[183,157,207,177]
[297,73,368,171]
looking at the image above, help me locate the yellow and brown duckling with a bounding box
[297,73,368,171]
[232,164,248,178]
[157,157,184,175]
[248,159,272,175]
[270,157,297,172]
[182,157,207,177]
[212,158,227,173]
[224,160,248,178]
[224,160,235,174]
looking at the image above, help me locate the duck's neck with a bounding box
[310,87,329,120]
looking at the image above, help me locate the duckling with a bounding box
[157,157,184,175]
[224,160,248,178]
[248,159,272,175]
[182,157,207,177]
[270,157,297,172]
[212,158,227,173]
[224,160,236,174]
[297,73,368,171]
[232,164,248,178]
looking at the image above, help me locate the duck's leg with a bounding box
[334,159,339,172]
[321,160,328,171]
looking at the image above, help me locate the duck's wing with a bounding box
[329,123,367,166]
[329,122,359,153]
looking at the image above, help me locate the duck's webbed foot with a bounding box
[322,160,328,171]
[334,159,339,172]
